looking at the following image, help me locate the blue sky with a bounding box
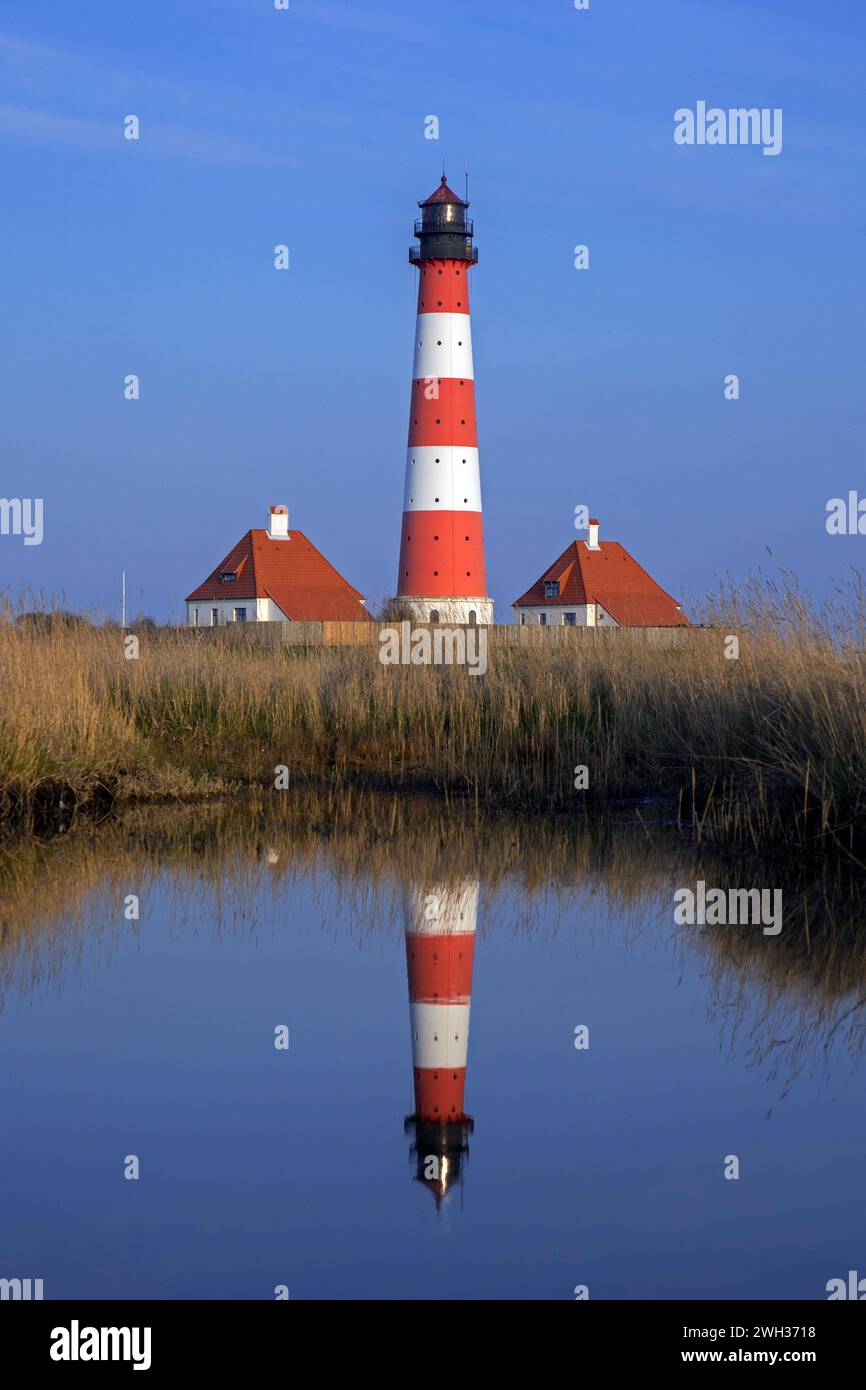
[2,0,864,620]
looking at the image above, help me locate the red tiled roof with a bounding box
[419,174,468,207]
[513,539,688,627]
[186,530,373,621]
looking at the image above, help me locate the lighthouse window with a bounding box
[437,340,442,346]
[434,497,439,502]
[433,570,439,576]
[465,535,469,541]
[434,535,439,541]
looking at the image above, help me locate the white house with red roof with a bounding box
[185,505,372,625]
[512,519,687,628]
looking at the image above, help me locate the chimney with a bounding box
[268,504,289,539]
[587,517,600,550]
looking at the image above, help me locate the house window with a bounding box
[430,610,440,624]
[520,613,526,626]
[564,612,577,626]
[544,581,559,600]
[539,612,547,626]
[233,607,247,622]
[219,571,237,583]
[468,611,477,626]
[192,608,199,627]
[210,608,218,626]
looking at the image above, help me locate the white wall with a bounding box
[513,604,619,628]
[187,596,288,626]
[393,595,494,626]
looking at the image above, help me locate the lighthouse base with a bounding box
[391,595,494,626]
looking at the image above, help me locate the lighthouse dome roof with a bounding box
[419,174,468,208]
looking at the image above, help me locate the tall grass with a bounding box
[1,570,866,851]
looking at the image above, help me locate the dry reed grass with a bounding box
[1,570,865,851]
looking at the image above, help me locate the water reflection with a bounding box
[404,881,477,1208]
[1,790,865,1090]
[1,790,866,1296]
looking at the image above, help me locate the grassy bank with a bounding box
[2,573,866,852]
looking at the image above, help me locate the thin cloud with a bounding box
[0,103,284,164]
[0,104,114,148]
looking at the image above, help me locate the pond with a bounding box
[0,791,863,1300]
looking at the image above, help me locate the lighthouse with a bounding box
[403,879,478,1208]
[393,176,494,626]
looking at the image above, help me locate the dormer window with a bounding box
[544,580,559,600]
[219,571,237,583]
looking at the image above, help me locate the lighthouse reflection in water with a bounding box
[403,880,477,1209]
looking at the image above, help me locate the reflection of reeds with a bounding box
[692,859,866,1093]
[2,788,865,1088]
[2,569,866,849]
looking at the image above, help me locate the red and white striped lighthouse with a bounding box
[394,176,493,625]
[403,880,477,1207]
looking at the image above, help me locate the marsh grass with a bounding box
[1,569,866,851]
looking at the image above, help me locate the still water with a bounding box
[1,792,863,1300]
